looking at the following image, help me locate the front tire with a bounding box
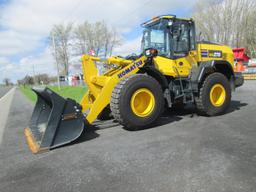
[110,74,164,130]
[195,72,231,116]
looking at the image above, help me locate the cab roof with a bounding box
[141,15,193,27]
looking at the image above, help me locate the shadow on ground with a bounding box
[226,100,248,113]
[65,100,248,147]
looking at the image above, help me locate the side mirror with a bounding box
[144,48,158,58]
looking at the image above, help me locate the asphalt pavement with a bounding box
[0,86,12,98]
[0,82,256,192]
[0,87,15,144]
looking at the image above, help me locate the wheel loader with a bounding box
[24,15,244,153]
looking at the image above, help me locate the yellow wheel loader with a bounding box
[24,15,244,153]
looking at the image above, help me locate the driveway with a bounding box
[0,82,255,192]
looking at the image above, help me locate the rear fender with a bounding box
[190,60,235,92]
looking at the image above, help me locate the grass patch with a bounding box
[20,85,88,103]
[20,86,37,102]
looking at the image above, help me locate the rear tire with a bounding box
[195,72,231,116]
[110,74,164,130]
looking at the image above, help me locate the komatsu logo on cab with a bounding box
[117,60,143,78]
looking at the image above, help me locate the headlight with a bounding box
[144,48,158,58]
[145,49,151,56]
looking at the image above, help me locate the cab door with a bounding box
[171,20,198,77]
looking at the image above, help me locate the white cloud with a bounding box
[0,30,41,56]
[113,36,142,56]
[19,49,55,75]
[0,57,10,67]
[0,0,196,82]
[1,48,55,83]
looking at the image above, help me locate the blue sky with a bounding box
[0,0,196,83]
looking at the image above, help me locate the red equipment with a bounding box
[233,48,250,72]
[233,48,250,62]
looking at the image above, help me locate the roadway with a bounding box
[0,86,12,98]
[0,82,255,192]
[0,87,15,144]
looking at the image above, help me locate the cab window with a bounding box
[172,22,190,56]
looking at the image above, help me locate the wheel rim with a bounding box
[130,88,155,117]
[210,84,226,107]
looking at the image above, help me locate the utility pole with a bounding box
[32,63,36,85]
[51,33,61,90]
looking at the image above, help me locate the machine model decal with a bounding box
[208,50,222,58]
[201,49,208,57]
[117,60,143,78]
[201,49,222,58]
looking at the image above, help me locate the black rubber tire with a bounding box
[97,106,112,120]
[110,74,164,130]
[195,72,231,116]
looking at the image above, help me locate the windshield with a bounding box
[141,19,171,57]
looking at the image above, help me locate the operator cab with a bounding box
[141,15,196,59]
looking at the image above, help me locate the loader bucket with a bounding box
[24,87,85,154]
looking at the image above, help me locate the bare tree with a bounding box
[16,76,34,86]
[73,21,92,55]
[73,21,121,57]
[23,75,34,85]
[103,27,122,57]
[3,78,11,86]
[50,23,73,76]
[35,74,50,85]
[17,80,23,86]
[193,0,256,57]
[18,74,56,86]
[243,8,256,57]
